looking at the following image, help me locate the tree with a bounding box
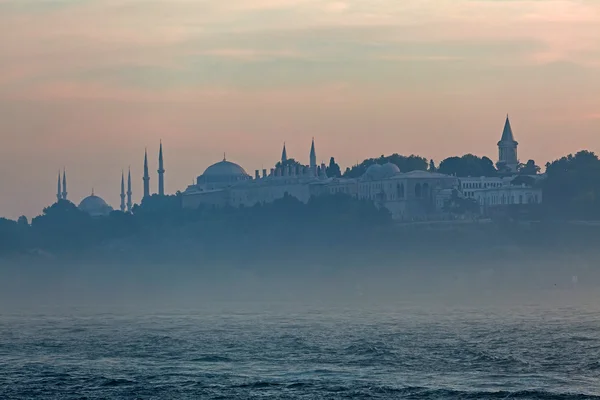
[518,159,541,175]
[344,154,428,178]
[17,215,29,226]
[326,157,342,178]
[542,150,600,218]
[275,158,305,170]
[438,154,497,177]
[429,159,437,172]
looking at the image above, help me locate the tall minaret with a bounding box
[158,140,165,196]
[127,167,133,212]
[143,148,150,199]
[120,170,126,212]
[498,114,519,172]
[281,142,287,163]
[56,171,62,202]
[62,169,68,201]
[310,138,317,175]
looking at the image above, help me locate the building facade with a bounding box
[181,142,459,221]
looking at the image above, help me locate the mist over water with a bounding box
[1,258,600,399]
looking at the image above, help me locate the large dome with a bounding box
[197,159,251,188]
[78,194,113,217]
[203,160,249,178]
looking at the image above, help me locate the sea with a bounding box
[1,300,599,399]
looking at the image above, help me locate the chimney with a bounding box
[270,168,275,177]
[255,170,260,180]
[262,169,267,178]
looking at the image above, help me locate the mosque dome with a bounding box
[78,193,113,217]
[381,162,401,176]
[365,164,383,179]
[203,160,249,178]
[197,159,251,188]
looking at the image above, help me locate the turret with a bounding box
[281,142,287,163]
[56,171,62,202]
[310,138,317,168]
[127,167,133,212]
[62,170,68,200]
[143,148,150,199]
[120,170,126,212]
[158,140,165,196]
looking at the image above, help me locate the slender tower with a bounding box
[143,148,150,199]
[281,142,288,163]
[310,138,316,167]
[57,171,62,202]
[127,167,133,212]
[120,170,126,212]
[309,138,317,175]
[62,169,68,201]
[158,140,165,196]
[498,114,519,172]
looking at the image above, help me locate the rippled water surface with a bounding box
[1,303,599,399]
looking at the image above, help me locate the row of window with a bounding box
[462,181,502,189]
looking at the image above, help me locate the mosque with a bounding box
[58,116,541,220]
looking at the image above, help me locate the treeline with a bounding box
[0,193,391,258]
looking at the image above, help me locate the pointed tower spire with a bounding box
[500,114,516,143]
[57,171,62,202]
[310,137,317,175]
[158,140,165,196]
[281,142,288,163]
[62,169,68,201]
[497,114,519,172]
[127,167,133,212]
[120,170,126,212]
[143,148,150,199]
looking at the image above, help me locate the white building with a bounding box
[182,141,458,221]
[457,115,543,214]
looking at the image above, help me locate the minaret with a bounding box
[120,170,126,212]
[143,148,150,199]
[309,138,317,175]
[158,140,165,196]
[56,171,62,202]
[127,167,133,212]
[281,142,287,163]
[498,114,519,172]
[62,169,68,201]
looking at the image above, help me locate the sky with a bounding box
[0,0,599,219]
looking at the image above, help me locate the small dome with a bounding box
[366,163,383,176]
[381,162,401,176]
[78,194,113,217]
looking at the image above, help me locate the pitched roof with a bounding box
[500,115,516,143]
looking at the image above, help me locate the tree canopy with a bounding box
[344,154,428,178]
[438,154,498,177]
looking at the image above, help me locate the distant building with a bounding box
[182,141,458,221]
[457,116,543,214]
[78,190,113,217]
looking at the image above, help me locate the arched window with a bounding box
[397,183,405,199]
[415,183,422,198]
[422,183,430,198]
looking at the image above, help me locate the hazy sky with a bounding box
[1,0,599,218]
